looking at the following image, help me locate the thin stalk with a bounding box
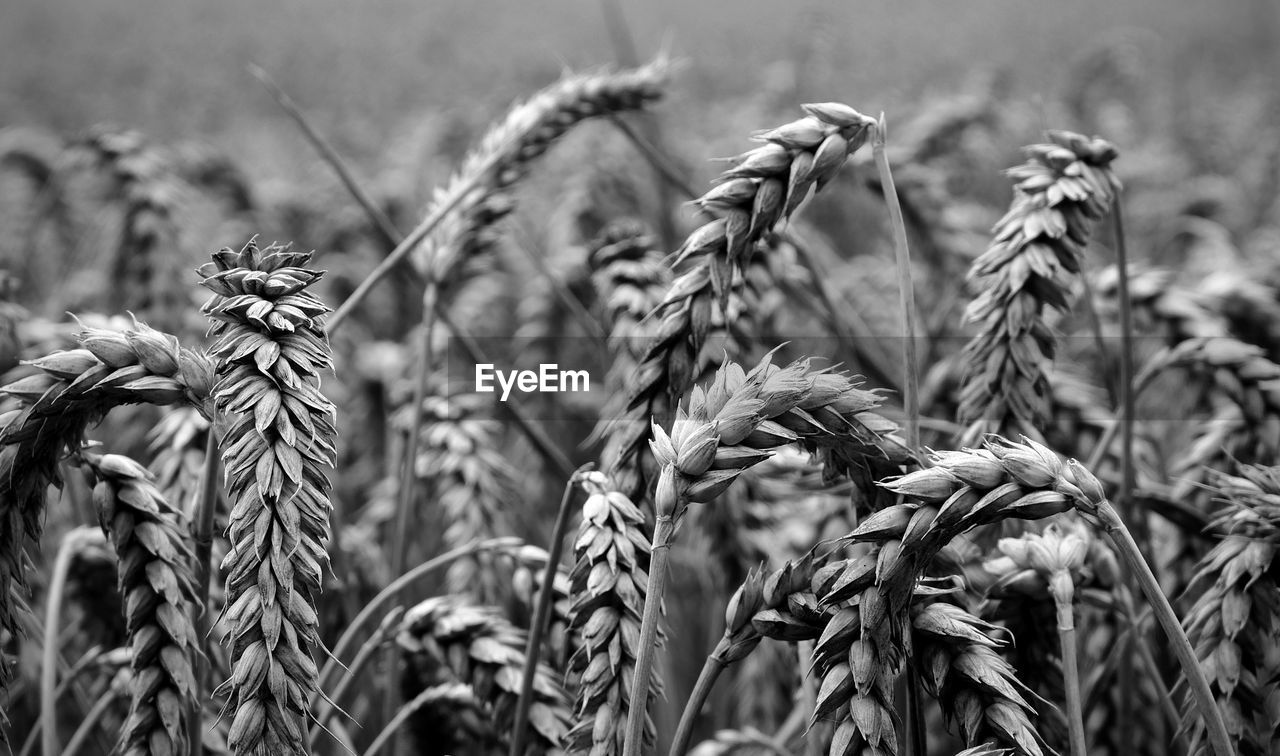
[327,145,511,332]
[1077,272,1118,406]
[669,655,729,756]
[509,226,608,342]
[623,512,677,756]
[1093,500,1233,756]
[249,64,401,250]
[61,689,120,756]
[18,640,106,756]
[1111,199,1137,528]
[42,528,96,756]
[509,464,592,756]
[362,687,442,756]
[1049,576,1086,756]
[905,667,926,756]
[315,536,524,699]
[797,640,822,756]
[391,283,438,580]
[189,429,219,756]
[873,115,921,457]
[311,606,407,749]
[1131,621,1189,753]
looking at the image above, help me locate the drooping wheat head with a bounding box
[80,450,200,756]
[198,238,336,755]
[397,594,572,755]
[0,319,212,691]
[610,104,881,495]
[565,471,663,756]
[958,130,1120,443]
[413,58,670,289]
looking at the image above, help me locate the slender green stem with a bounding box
[873,115,921,458]
[624,512,677,756]
[669,655,729,756]
[1111,200,1137,529]
[905,667,926,756]
[1093,500,1233,756]
[189,428,219,756]
[391,284,438,579]
[1077,272,1118,406]
[510,464,592,756]
[1050,575,1086,756]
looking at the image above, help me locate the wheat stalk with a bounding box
[79,451,200,756]
[197,238,336,755]
[396,594,572,754]
[565,471,662,756]
[958,131,1120,442]
[1180,465,1280,756]
[608,103,880,493]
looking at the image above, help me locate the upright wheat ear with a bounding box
[958,131,1119,442]
[198,238,337,756]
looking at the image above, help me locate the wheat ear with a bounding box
[609,103,880,493]
[197,238,337,755]
[329,58,670,328]
[565,471,663,756]
[396,595,572,754]
[0,320,212,693]
[80,451,200,756]
[958,131,1120,442]
[1180,465,1280,756]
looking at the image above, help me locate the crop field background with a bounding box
[1,2,1279,756]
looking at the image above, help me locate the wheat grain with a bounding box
[564,471,662,756]
[80,451,200,756]
[396,594,572,754]
[198,238,336,755]
[958,130,1120,443]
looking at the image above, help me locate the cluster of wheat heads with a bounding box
[198,239,337,754]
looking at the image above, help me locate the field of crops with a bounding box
[2,2,1279,756]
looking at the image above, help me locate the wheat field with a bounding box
[1,2,1279,756]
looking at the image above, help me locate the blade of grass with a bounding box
[189,428,219,756]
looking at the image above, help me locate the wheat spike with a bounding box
[75,128,199,333]
[0,319,212,692]
[610,103,880,495]
[198,238,337,755]
[397,594,572,754]
[565,471,662,756]
[958,130,1120,442]
[80,451,200,756]
[1180,465,1280,756]
[413,58,669,287]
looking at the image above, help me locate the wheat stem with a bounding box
[625,513,676,756]
[1049,574,1086,756]
[41,528,96,756]
[189,427,218,756]
[669,655,729,756]
[874,115,922,457]
[249,64,401,250]
[1093,500,1232,756]
[61,687,120,756]
[510,463,591,756]
[361,686,443,756]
